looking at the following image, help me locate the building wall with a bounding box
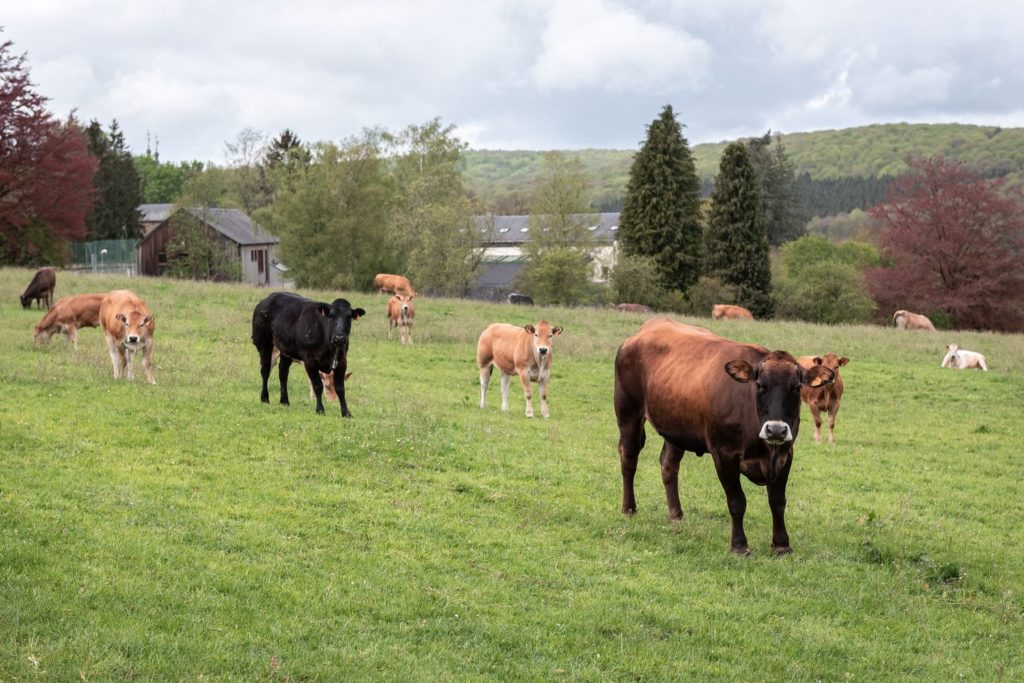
[239,244,282,286]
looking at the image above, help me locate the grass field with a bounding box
[2,268,1022,680]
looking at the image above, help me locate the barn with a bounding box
[136,206,287,286]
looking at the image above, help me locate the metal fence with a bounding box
[67,239,138,275]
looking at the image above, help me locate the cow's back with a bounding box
[616,318,764,452]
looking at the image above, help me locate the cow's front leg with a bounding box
[124,347,137,381]
[809,403,823,444]
[500,373,511,412]
[333,366,352,418]
[712,456,749,555]
[827,405,839,445]
[767,465,792,555]
[660,441,685,520]
[304,363,326,415]
[518,371,534,417]
[538,375,549,418]
[278,356,292,406]
[142,342,156,385]
[106,335,121,379]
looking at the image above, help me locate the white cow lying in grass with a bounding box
[941,343,988,371]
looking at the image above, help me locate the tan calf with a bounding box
[893,309,935,331]
[34,293,105,350]
[387,293,415,344]
[99,289,156,384]
[477,321,563,418]
[798,353,849,445]
[712,304,754,320]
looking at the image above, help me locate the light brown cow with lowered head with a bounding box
[387,293,415,344]
[797,353,849,445]
[893,309,936,331]
[34,293,105,350]
[477,321,563,418]
[100,289,156,384]
[373,273,416,298]
[712,304,754,320]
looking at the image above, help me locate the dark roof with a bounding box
[477,212,620,245]
[138,205,280,246]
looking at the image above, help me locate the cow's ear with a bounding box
[352,308,366,320]
[143,316,153,326]
[725,360,757,383]
[319,304,330,317]
[803,365,836,388]
[812,356,823,366]
[524,324,536,334]
[552,326,563,336]
[115,313,127,324]
[838,357,849,367]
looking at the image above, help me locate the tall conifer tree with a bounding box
[618,105,702,291]
[84,119,143,239]
[705,142,774,317]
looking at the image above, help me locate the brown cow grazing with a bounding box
[387,293,415,344]
[712,303,754,320]
[797,353,849,445]
[99,290,156,384]
[373,273,416,298]
[477,321,563,418]
[893,309,935,331]
[20,267,56,309]
[615,303,653,313]
[33,293,105,350]
[614,318,835,555]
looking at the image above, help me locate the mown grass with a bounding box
[1,268,1022,680]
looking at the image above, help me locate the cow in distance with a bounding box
[20,268,56,309]
[614,318,835,555]
[712,304,754,320]
[893,309,936,331]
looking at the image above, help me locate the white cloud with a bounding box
[531,0,711,93]
[859,65,955,108]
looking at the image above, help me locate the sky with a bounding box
[4,0,1023,164]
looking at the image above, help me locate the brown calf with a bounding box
[477,321,563,418]
[373,273,416,298]
[797,353,849,445]
[99,289,156,384]
[387,293,415,344]
[20,267,56,309]
[34,293,105,350]
[712,303,754,320]
[893,309,935,331]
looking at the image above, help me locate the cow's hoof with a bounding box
[622,506,637,516]
[667,510,684,522]
[731,545,752,557]
[772,545,793,556]
[316,408,325,415]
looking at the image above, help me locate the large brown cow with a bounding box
[477,321,563,418]
[100,290,156,384]
[373,273,416,298]
[712,303,754,320]
[893,309,935,331]
[20,268,56,309]
[797,353,849,445]
[387,293,415,344]
[33,293,105,350]
[614,318,834,555]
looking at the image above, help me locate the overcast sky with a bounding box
[5,0,1022,163]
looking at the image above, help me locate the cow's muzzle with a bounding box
[759,420,793,445]
[538,347,548,356]
[126,335,141,345]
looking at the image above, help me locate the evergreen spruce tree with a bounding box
[85,119,144,239]
[746,132,805,246]
[618,105,702,291]
[705,142,774,317]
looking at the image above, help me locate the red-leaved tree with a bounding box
[866,157,1024,331]
[1,36,97,264]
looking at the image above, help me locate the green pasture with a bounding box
[1,268,1022,680]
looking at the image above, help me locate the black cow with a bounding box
[507,292,534,306]
[21,268,56,309]
[252,292,365,417]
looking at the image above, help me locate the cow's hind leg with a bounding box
[278,356,293,406]
[615,410,646,516]
[660,441,685,520]
[258,345,274,403]
[479,365,491,409]
[712,455,749,555]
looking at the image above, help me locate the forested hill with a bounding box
[465,123,1024,215]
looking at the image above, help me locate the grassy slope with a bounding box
[464,122,1024,207]
[1,269,1022,680]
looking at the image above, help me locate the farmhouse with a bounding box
[471,212,619,300]
[136,205,287,286]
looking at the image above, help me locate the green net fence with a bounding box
[67,240,138,273]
